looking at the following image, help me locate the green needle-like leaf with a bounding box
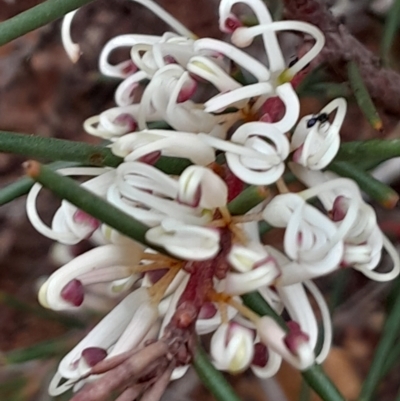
[347,61,383,131]
[0,0,97,47]
[327,161,399,209]
[193,342,242,401]
[381,0,400,66]
[337,139,400,167]
[0,131,122,167]
[4,337,74,364]
[227,186,269,216]
[0,290,84,328]
[359,279,400,401]
[0,161,80,206]
[25,161,151,247]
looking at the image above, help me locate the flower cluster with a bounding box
[26,0,399,400]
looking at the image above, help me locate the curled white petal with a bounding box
[112,130,215,165]
[257,316,315,370]
[178,166,228,209]
[145,218,220,260]
[291,98,347,170]
[61,10,81,63]
[132,0,196,39]
[26,168,115,244]
[219,0,285,72]
[211,322,254,373]
[38,244,143,310]
[55,288,150,382]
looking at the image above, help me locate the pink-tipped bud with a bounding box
[252,342,269,367]
[261,97,285,123]
[198,302,218,319]
[138,151,161,165]
[61,279,84,306]
[177,79,197,103]
[82,347,108,367]
[331,196,349,222]
[73,210,100,232]
[113,113,137,133]
[224,16,242,33]
[259,113,273,123]
[121,61,138,75]
[292,144,304,163]
[177,185,202,207]
[284,321,310,355]
[164,55,177,64]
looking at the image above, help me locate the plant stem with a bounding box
[193,342,242,401]
[327,161,399,209]
[0,131,122,167]
[381,0,400,66]
[336,139,400,166]
[241,291,286,329]
[358,282,400,401]
[0,0,96,47]
[227,186,269,216]
[3,337,74,364]
[0,161,80,206]
[302,365,346,401]
[25,161,151,247]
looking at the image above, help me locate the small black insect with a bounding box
[306,113,329,128]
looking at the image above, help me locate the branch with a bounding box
[283,0,400,115]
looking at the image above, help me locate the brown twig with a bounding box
[283,0,400,115]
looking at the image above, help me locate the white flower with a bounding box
[210,322,255,373]
[224,243,280,294]
[145,218,221,260]
[291,98,347,170]
[27,168,115,245]
[256,316,314,370]
[199,121,290,185]
[111,129,216,165]
[48,288,158,396]
[109,161,211,227]
[263,193,344,283]
[177,166,228,209]
[38,244,144,310]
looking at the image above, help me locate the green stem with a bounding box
[381,0,400,66]
[0,131,122,167]
[302,365,346,401]
[0,0,96,47]
[193,342,242,401]
[0,161,80,206]
[327,161,399,209]
[25,161,151,247]
[154,156,191,175]
[3,337,74,364]
[0,290,84,328]
[241,291,286,329]
[358,284,400,401]
[227,186,269,216]
[299,379,311,401]
[336,140,400,167]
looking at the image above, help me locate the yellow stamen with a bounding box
[276,177,290,194]
[227,298,260,324]
[147,265,181,304]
